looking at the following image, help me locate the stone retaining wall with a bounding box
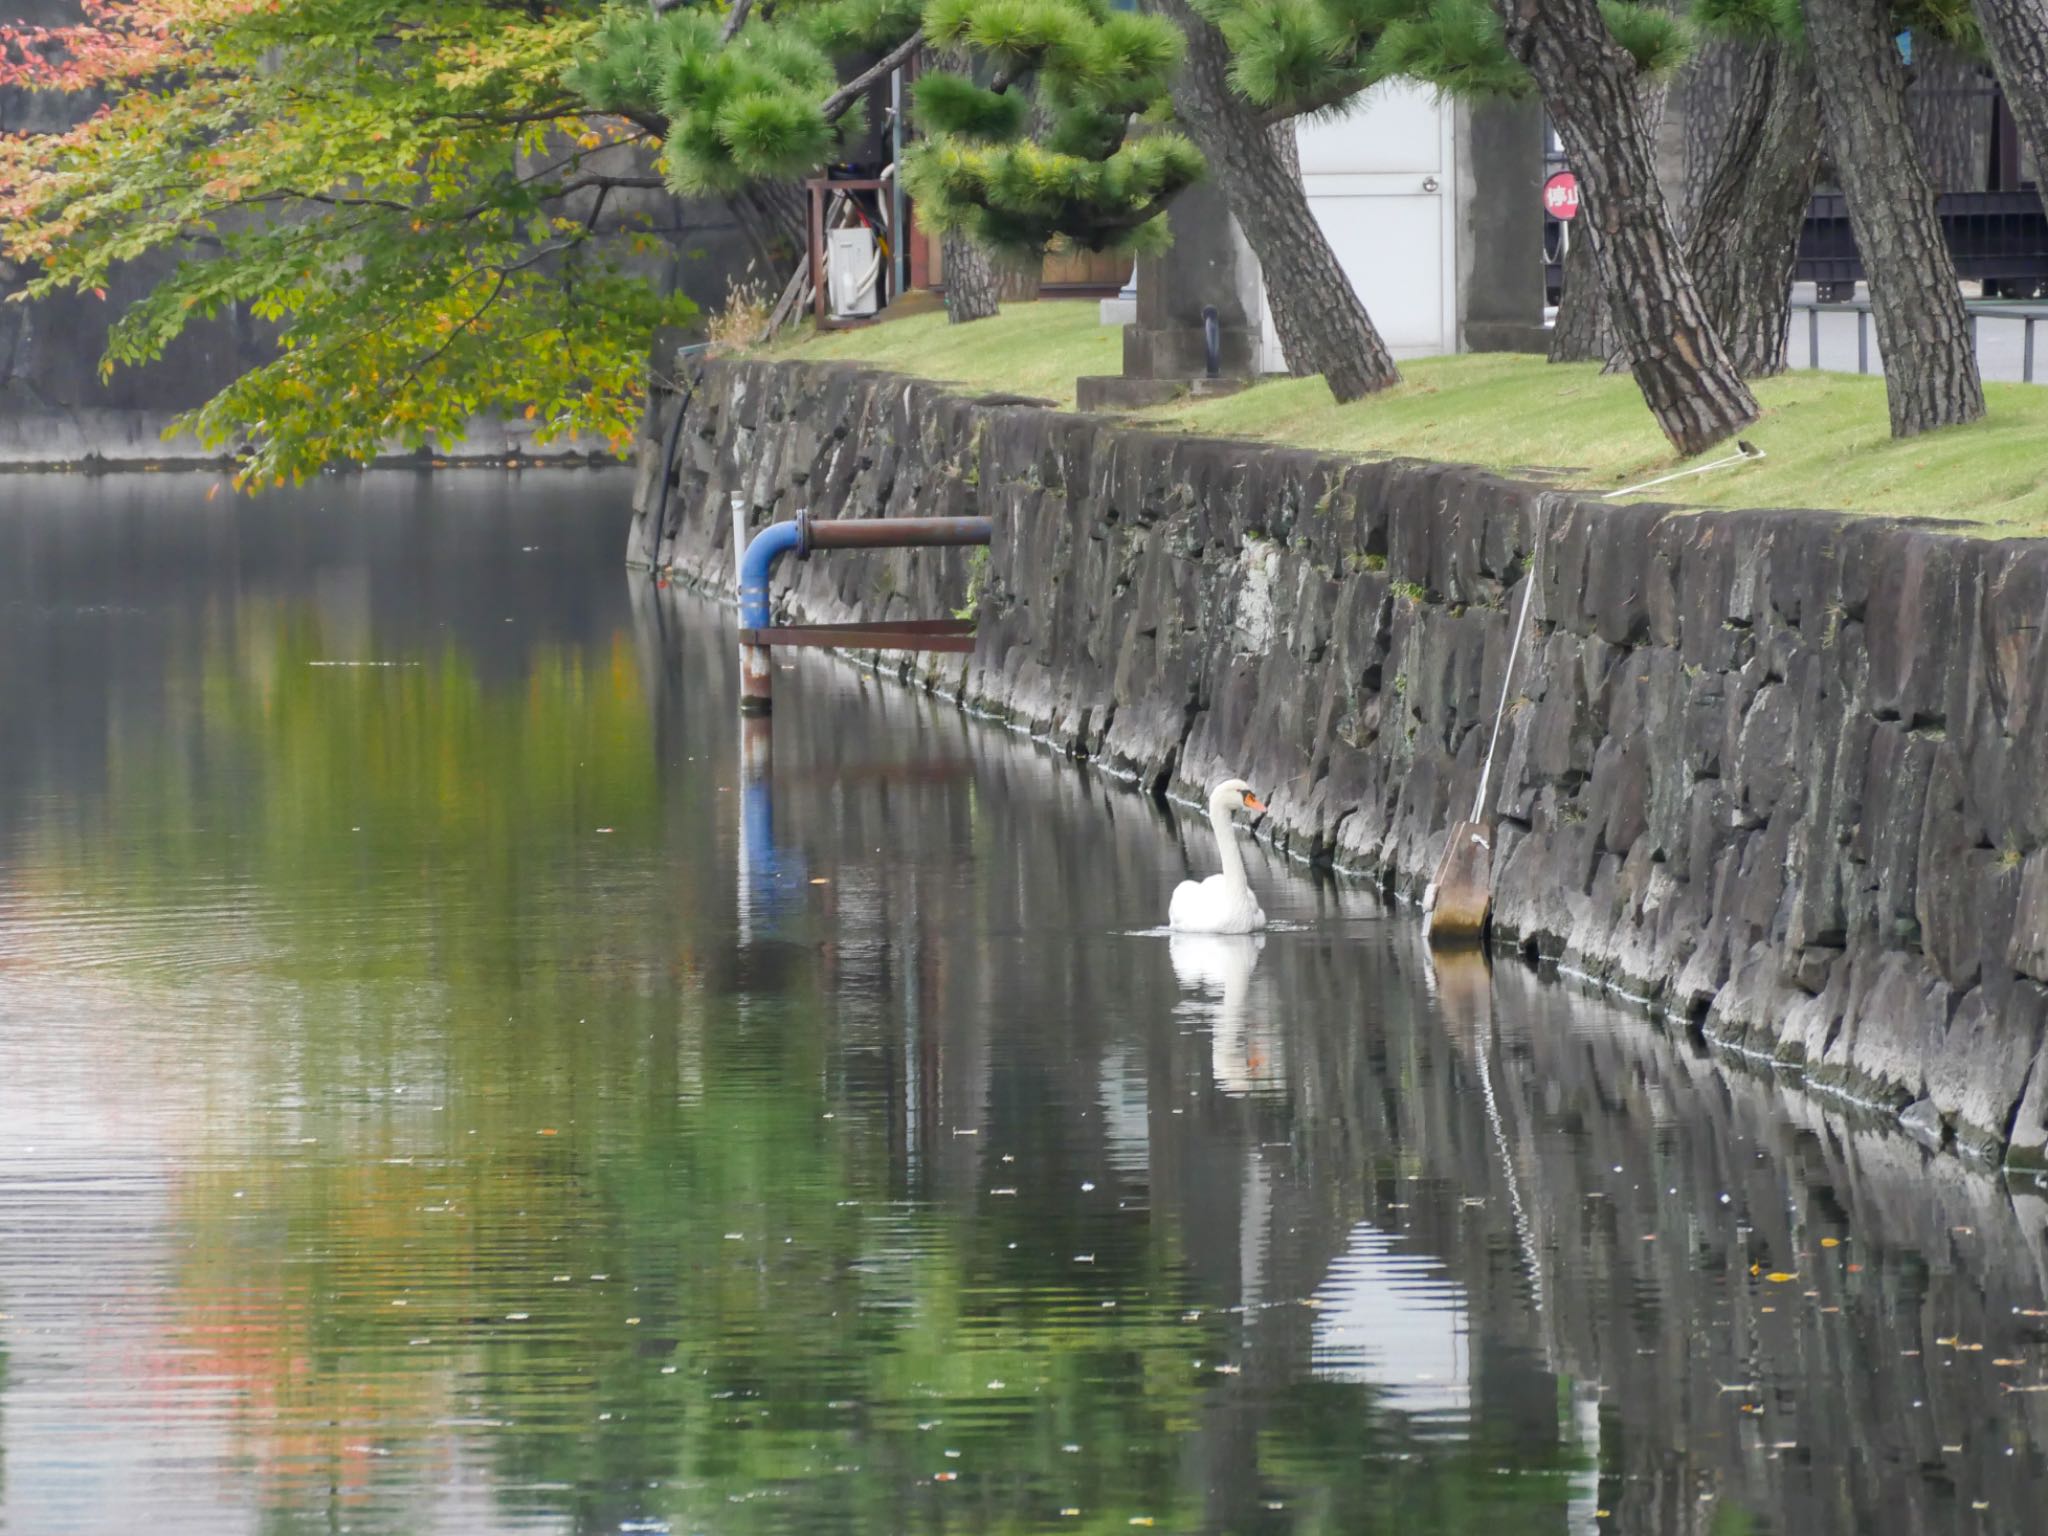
[630,355,2048,1168]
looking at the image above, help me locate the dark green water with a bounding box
[0,471,2044,1536]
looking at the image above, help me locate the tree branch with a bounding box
[822,29,924,121]
[388,270,509,401]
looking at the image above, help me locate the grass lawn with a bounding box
[770,299,2048,534]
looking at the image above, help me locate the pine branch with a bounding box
[821,28,925,120]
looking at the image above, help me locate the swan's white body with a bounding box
[1168,779,1268,934]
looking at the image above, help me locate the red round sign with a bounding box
[1543,171,1580,221]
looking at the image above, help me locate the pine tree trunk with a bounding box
[1801,0,1985,435]
[1905,42,1994,193]
[1681,42,1822,377]
[1975,0,2048,201]
[728,180,808,275]
[1495,0,1760,456]
[997,256,1044,302]
[943,227,1001,323]
[1548,224,1616,363]
[1151,0,1399,401]
[1680,39,1753,232]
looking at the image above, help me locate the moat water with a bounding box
[0,470,2043,1534]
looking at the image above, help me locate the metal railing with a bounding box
[1791,296,2048,383]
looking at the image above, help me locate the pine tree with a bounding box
[904,0,1201,263]
[1684,0,1821,378]
[1207,0,1758,453]
[1494,0,1761,454]
[570,0,1200,320]
[1791,0,1986,433]
[1975,0,2048,219]
[1154,0,1403,401]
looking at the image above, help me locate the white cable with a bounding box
[1470,501,1545,823]
[1602,441,1765,501]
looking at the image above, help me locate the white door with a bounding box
[1260,83,1458,368]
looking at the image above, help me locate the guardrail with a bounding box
[1790,296,2048,383]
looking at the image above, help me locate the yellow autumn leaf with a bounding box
[1766,1272,1796,1283]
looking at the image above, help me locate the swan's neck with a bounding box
[1208,792,1249,895]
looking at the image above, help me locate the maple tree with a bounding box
[0,0,688,485]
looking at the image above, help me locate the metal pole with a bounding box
[734,494,779,714]
[890,67,907,303]
[2027,317,2037,383]
[1857,308,1868,375]
[1809,306,1820,370]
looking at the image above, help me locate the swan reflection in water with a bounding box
[1168,932,1284,1097]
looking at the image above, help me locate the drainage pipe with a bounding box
[736,513,994,712]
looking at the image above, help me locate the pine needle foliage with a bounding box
[1194,0,1690,119]
[907,0,1199,257]
[1690,0,1980,52]
[571,0,1196,261]
[568,8,837,193]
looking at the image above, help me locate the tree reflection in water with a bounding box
[0,476,2042,1536]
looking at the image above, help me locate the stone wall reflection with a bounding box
[674,563,2048,1532]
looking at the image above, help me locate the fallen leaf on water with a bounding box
[538,1129,558,1137]
[1993,1358,2025,1367]
[811,877,830,885]
[1821,1237,1841,1248]
[1766,1272,1797,1284]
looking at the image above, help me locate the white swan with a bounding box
[1168,778,1268,933]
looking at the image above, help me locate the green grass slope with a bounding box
[773,301,2048,533]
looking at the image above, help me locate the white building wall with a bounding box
[1256,83,1462,369]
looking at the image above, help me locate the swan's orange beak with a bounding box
[1243,792,1266,813]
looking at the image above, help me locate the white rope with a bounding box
[1470,501,1546,823]
[1602,440,1765,501]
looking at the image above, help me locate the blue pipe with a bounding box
[738,518,807,629]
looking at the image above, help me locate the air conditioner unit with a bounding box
[827,226,881,318]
